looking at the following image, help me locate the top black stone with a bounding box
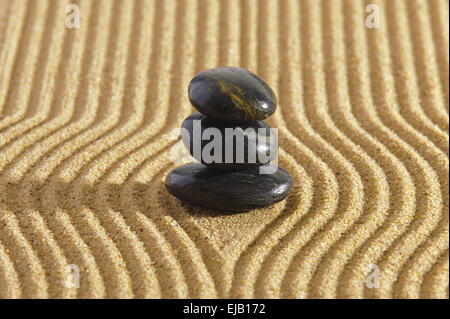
[188,67,277,124]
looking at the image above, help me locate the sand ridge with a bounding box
[0,0,448,298]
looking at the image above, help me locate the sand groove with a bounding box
[0,0,448,299]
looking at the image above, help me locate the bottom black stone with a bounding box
[165,163,292,211]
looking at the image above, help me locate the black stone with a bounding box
[165,163,292,211]
[188,67,277,124]
[181,112,277,170]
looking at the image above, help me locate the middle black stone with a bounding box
[181,112,277,170]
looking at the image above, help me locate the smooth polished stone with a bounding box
[181,112,277,170]
[165,163,292,211]
[188,67,277,123]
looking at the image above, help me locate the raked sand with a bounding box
[0,0,448,298]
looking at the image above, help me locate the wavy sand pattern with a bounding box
[0,0,448,299]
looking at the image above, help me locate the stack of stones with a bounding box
[165,67,292,212]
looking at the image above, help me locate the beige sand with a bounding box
[0,0,448,299]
